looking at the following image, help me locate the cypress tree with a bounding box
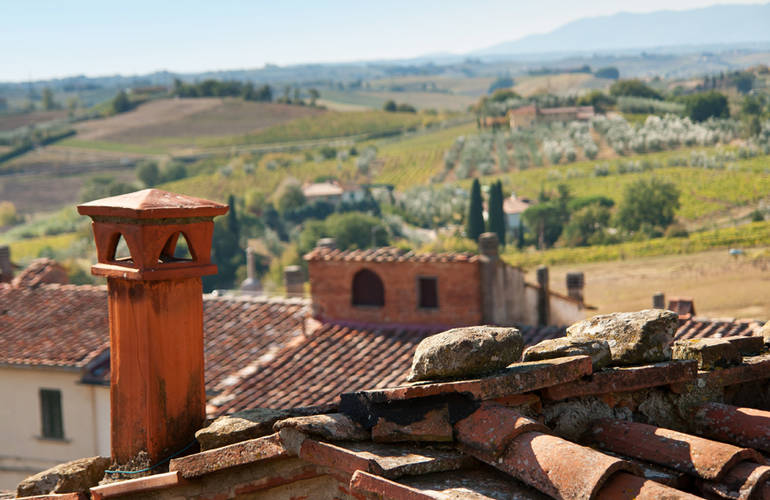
[488,180,506,246]
[466,179,485,242]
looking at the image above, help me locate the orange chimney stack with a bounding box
[78,189,228,465]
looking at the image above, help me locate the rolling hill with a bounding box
[474,3,770,56]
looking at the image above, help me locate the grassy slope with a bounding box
[532,247,770,319]
[208,110,426,147]
[469,149,770,224]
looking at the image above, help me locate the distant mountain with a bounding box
[473,3,770,56]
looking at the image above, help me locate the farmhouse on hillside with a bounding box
[508,104,595,129]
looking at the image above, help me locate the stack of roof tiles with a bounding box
[66,323,770,500]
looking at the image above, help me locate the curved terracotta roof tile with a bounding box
[694,402,770,453]
[591,419,764,481]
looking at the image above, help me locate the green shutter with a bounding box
[40,389,63,439]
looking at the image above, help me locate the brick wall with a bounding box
[307,259,483,326]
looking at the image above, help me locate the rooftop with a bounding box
[26,309,770,500]
[304,246,480,263]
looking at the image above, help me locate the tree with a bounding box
[466,179,485,242]
[561,204,611,247]
[308,88,320,106]
[576,90,615,113]
[488,76,514,93]
[383,100,397,112]
[203,195,243,292]
[396,103,416,113]
[111,90,131,114]
[683,91,729,122]
[487,180,506,246]
[522,202,564,249]
[277,182,307,215]
[298,212,389,255]
[617,178,680,232]
[609,79,662,100]
[136,160,160,187]
[41,87,56,110]
[595,67,620,80]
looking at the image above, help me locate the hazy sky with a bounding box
[2,0,766,81]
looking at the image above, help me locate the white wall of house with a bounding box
[0,366,109,490]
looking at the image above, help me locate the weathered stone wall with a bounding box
[307,259,482,326]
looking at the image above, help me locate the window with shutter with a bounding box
[40,388,64,439]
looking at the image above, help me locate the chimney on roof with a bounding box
[316,237,336,250]
[566,271,584,303]
[478,233,499,324]
[478,232,499,258]
[78,189,228,466]
[536,266,549,326]
[0,245,13,283]
[284,265,305,297]
[240,247,262,295]
[653,292,666,309]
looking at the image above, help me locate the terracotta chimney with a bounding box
[78,189,227,465]
[284,265,304,297]
[653,292,666,309]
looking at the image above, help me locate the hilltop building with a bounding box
[301,181,364,205]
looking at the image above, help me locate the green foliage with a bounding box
[617,96,684,115]
[617,178,680,232]
[319,146,337,160]
[41,87,57,111]
[560,203,612,247]
[488,76,514,93]
[522,202,565,249]
[111,90,132,114]
[396,103,417,113]
[609,79,663,100]
[383,100,397,112]
[298,212,389,255]
[136,160,160,187]
[576,90,615,113]
[173,78,273,101]
[595,67,620,80]
[466,179,484,242]
[0,201,20,226]
[489,89,521,102]
[503,221,770,268]
[276,182,307,215]
[79,176,137,203]
[487,180,505,246]
[203,196,244,292]
[682,91,729,122]
[221,111,424,146]
[731,72,755,94]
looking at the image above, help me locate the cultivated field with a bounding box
[0,110,70,132]
[73,98,327,148]
[0,166,137,214]
[513,73,610,97]
[532,248,770,320]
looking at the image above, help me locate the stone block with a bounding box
[273,413,369,441]
[408,326,523,382]
[672,338,741,370]
[523,337,611,370]
[567,309,677,366]
[17,456,110,497]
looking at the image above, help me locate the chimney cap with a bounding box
[77,189,228,220]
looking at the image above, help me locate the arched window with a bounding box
[352,269,385,307]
